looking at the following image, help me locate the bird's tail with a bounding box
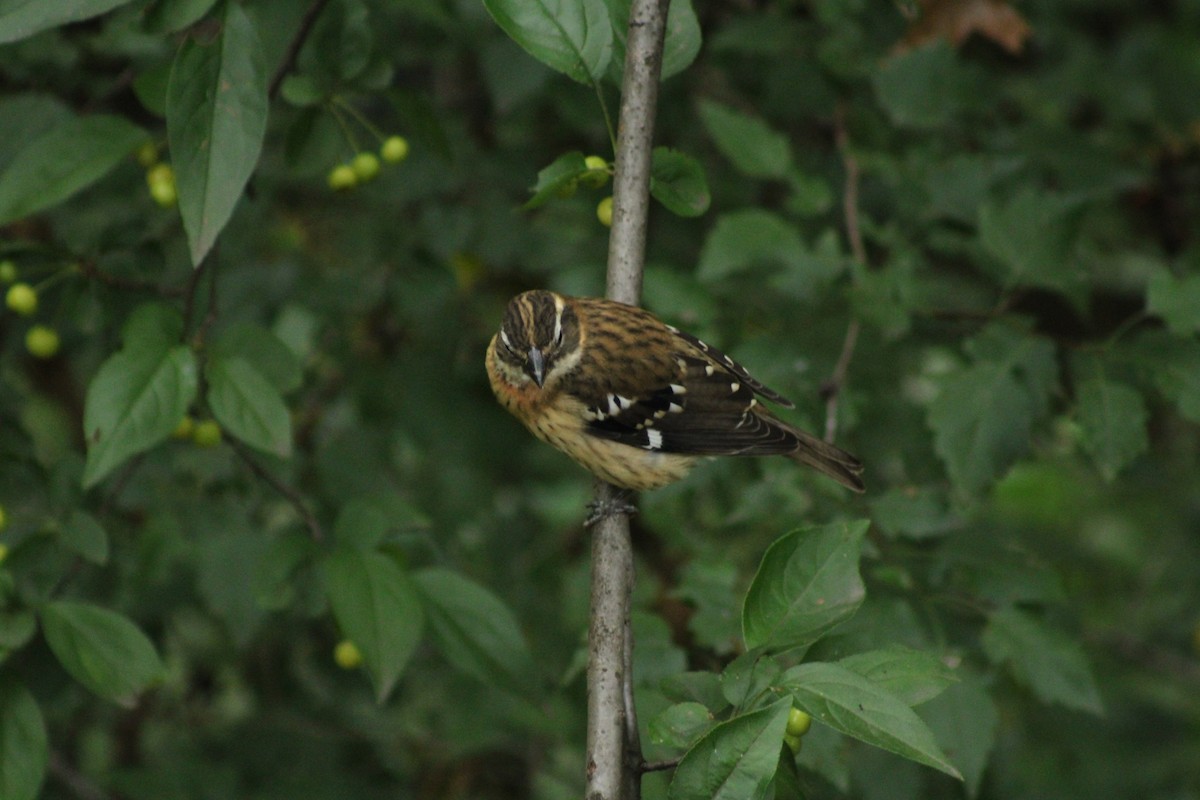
[787,427,865,493]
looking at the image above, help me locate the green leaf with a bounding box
[720,650,782,709]
[142,0,220,34]
[121,303,185,352]
[604,0,700,81]
[782,662,962,779]
[211,321,303,393]
[979,188,1085,290]
[1147,335,1200,423]
[324,547,424,702]
[333,497,391,550]
[0,0,134,44]
[300,0,372,83]
[206,356,293,457]
[698,210,805,281]
[873,41,968,129]
[648,701,714,748]
[742,520,869,651]
[1147,271,1200,335]
[868,486,960,540]
[650,147,710,217]
[40,601,165,705]
[0,611,37,650]
[82,345,199,488]
[667,698,791,800]
[482,0,612,84]
[927,325,1057,494]
[524,151,588,209]
[1074,374,1148,481]
[0,678,47,800]
[414,567,538,695]
[921,676,998,797]
[698,100,792,179]
[981,607,1103,714]
[838,646,957,706]
[167,1,268,266]
[0,114,145,224]
[60,510,109,564]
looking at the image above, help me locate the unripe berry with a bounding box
[786,707,812,737]
[334,640,363,669]
[0,260,16,284]
[25,325,60,359]
[328,164,358,191]
[192,419,223,447]
[146,163,177,207]
[380,135,409,163]
[596,196,613,227]
[0,503,6,531]
[172,416,195,440]
[784,733,803,754]
[136,141,159,168]
[351,152,381,182]
[5,283,37,316]
[582,155,610,188]
[0,543,8,564]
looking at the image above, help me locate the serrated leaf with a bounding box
[414,567,537,695]
[324,547,424,702]
[720,650,782,709]
[742,521,869,651]
[1147,271,1200,335]
[82,345,199,488]
[0,114,145,224]
[981,607,1103,714]
[605,0,701,81]
[0,0,134,44]
[668,699,791,800]
[167,1,268,266]
[782,662,962,779]
[979,188,1085,290]
[698,210,805,281]
[838,646,957,706]
[927,325,1057,495]
[206,356,292,458]
[0,678,47,800]
[648,701,715,748]
[60,510,109,564]
[1075,375,1147,481]
[524,151,588,209]
[650,147,709,217]
[40,601,165,706]
[873,41,968,129]
[698,100,792,179]
[483,0,612,84]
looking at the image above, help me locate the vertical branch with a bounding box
[588,1,670,799]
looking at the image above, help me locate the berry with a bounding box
[192,420,223,447]
[25,325,60,359]
[0,543,7,564]
[582,155,610,188]
[380,135,409,163]
[786,707,812,737]
[596,196,613,227]
[172,416,195,440]
[328,164,358,191]
[136,141,159,168]
[0,260,16,284]
[5,283,37,316]
[334,640,363,669]
[351,152,381,182]
[146,163,177,207]
[784,733,803,755]
[0,503,6,531]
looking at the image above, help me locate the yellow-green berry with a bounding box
[136,141,159,168]
[146,163,177,207]
[0,543,8,564]
[582,155,610,188]
[334,640,363,669]
[25,325,60,359]
[0,260,17,284]
[328,164,358,191]
[596,196,613,227]
[0,504,6,531]
[786,707,812,737]
[351,152,381,182]
[784,733,803,754]
[6,283,37,316]
[172,416,195,440]
[380,135,409,163]
[192,419,223,447]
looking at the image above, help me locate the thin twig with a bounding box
[823,102,865,444]
[228,436,324,542]
[49,751,110,800]
[268,0,334,99]
[638,758,681,774]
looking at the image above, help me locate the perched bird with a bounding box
[485,290,865,493]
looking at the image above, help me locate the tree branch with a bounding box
[268,0,334,100]
[229,436,324,542]
[587,1,671,799]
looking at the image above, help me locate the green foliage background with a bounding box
[2,0,1199,798]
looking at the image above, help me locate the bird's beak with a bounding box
[528,347,546,387]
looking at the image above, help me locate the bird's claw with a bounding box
[585,491,638,527]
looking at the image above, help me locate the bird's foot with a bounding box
[585,491,638,527]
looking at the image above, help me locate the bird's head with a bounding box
[492,290,582,390]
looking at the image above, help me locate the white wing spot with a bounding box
[668,403,683,414]
[606,394,633,416]
[669,383,686,395]
[749,398,758,408]
[500,329,513,349]
[704,365,715,376]
[645,429,663,449]
[730,382,741,394]
[654,410,666,419]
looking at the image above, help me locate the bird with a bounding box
[485,290,864,494]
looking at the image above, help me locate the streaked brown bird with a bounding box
[485,290,865,493]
